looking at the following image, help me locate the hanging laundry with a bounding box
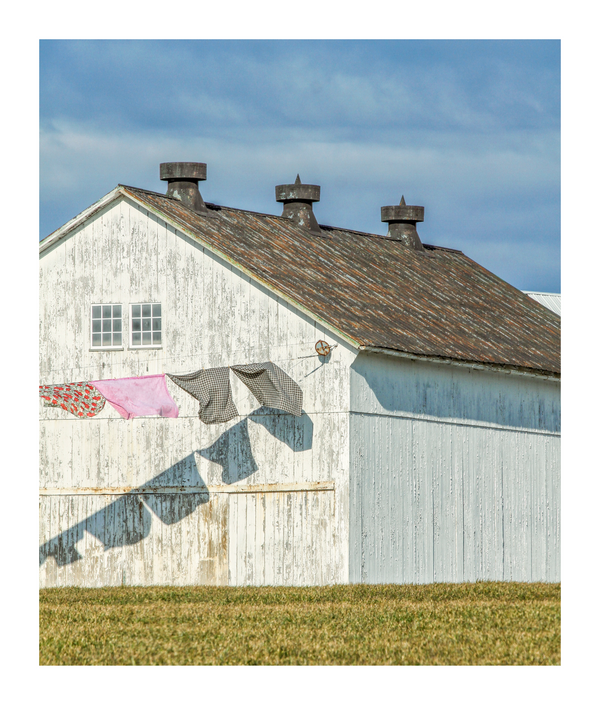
[167,367,238,424]
[231,362,303,417]
[91,374,179,420]
[39,382,106,418]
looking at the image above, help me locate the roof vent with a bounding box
[160,162,212,216]
[381,196,425,252]
[275,175,325,237]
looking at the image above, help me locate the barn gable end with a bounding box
[40,193,355,587]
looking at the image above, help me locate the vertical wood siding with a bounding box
[39,493,229,587]
[349,354,560,584]
[40,197,353,587]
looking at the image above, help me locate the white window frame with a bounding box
[129,302,162,349]
[90,304,124,350]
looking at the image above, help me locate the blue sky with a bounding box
[40,39,560,292]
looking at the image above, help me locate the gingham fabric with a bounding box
[167,367,239,424]
[39,382,106,418]
[231,362,303,417]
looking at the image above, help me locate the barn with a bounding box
[39,161,560,588]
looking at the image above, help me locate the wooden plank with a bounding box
[246,493,256,586]
[39,481,335,495]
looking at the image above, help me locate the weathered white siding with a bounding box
[348,353,560,584]
[40,196,355,587]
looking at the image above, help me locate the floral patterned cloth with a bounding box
[39,382,106,418]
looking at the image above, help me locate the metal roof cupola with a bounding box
[160,162,213,216]
[381,195,425,252]
[275,175,325,237]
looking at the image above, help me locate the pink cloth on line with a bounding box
[91,374,179,420]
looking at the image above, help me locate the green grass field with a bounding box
[39,582,560,665]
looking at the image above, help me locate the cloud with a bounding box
[40,40,560,135]
[39,40,560,291]
[40,119,559,291]
[40,122,559,206]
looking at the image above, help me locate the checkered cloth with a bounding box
[39,382,106,418]
[167,367,239,424]
[231,362,303,417]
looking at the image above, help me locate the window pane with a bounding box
[132,332,141,345]
[102,332,112,345]
[113,333,122,346]
[102,319,112,332]
[142,304,151,317]
[142,332,151,345]
[103,305,112,318]
[152,303,161,317]
[132,305,141,317]
[142,318,151,331]
[152,318,161,331]
[92,319,101,333]
[113,319,122,332]
[132,318,141,332]
[153,331,162,345]
[92,333,101,346]
[113,305,122,318]
[92,305,101,319]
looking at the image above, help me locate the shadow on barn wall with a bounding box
[199,410,313,484]
[39,453,209,567]
[350,353,560,432]
[39,410,313,566]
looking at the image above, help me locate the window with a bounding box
[91,304,122,348]
[130,303,162,347]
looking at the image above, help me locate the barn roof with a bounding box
[40,183,561,376]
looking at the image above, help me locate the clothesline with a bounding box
[39,341,326,376]
[40,361,304,424]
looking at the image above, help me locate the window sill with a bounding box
[127,346,163,351]
[88,346,164,352]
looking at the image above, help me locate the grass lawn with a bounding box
[39,582,560,665]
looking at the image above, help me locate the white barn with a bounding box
[39,162,561,588]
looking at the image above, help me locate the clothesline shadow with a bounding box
[39,453,209,567]
[197,409,313,484]
[39,410,313,567]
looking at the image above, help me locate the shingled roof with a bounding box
[116,185,560,376]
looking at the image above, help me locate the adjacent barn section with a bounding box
[349,353,560,584]
[39,161,560,587]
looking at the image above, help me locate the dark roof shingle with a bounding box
[123,186,560,375]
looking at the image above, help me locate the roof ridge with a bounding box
[122,184,463,251]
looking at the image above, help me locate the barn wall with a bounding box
[348,353,560,584]
[39,196,354,587]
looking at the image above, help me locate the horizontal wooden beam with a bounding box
[39,481,335,496]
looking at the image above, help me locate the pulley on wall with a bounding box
[315,340,337,357]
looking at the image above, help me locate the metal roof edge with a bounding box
[118,187,363,351]
[522,290,561,296]
[39,186,125,254]
[359,346,560,381]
